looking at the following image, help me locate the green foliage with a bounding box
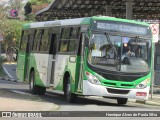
[25,13,35,21]
[29,0,52,5]
[0,19,27,52]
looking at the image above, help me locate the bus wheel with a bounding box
[66,78,77,103]
[117,98,128,105]
[29,71,46,95]
[29,71,38,94]
[38,86,46,95]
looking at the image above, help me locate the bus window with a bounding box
[59,40,68,52]
[61,27,71,39]
[67,27,80,53]
[20,31,28,51]
[68,40,78,53]
[30,30,36,51]
[39,29,50,51]
[33,30,43,51]
[70,27,80,39]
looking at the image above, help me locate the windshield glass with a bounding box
[88,33,151,73]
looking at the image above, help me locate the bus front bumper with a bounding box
[82,80,149,100]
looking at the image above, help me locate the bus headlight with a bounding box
[85,71,101,85]
[136,78,150,89]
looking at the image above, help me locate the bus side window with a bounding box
[27,30,35,53]
[58,27,71,52]
[68,27,80,53]
[68,40,78,53]
[70,27,80,39]
[61,27,70,39]
[59,41,68,52]
[33,30,43,51]
[39,29,50,52]
[19,30,24,50]
[30,30,36,51]
[20,30,28,51]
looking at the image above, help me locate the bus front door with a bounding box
[77,33,86,92]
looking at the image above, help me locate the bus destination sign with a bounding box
[93,21,150,36]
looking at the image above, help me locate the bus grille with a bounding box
[103,82,134,88]
[107,88,130,94]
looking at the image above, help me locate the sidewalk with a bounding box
[129,87,160,106]
[0,89,59,111]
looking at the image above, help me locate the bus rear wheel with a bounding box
[66,78,77,103]
[29,71,46,95]
[117,98,128,105]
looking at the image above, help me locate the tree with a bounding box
[0,19,27,53]
[0,1,9,20]
[0,0,28,62]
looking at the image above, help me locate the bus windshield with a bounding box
[88,33,151,73]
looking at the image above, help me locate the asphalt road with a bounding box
[1,63,160,120]
[0,79,160,119]
[2,63,17,80]
[0,79,160,112]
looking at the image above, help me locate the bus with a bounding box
[17,16,152,105]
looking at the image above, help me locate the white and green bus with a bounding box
[17,16,152,104]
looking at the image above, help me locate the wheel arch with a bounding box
[63,71,70,93]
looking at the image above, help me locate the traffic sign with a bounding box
[150,24,159,43]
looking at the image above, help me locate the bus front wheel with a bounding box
[29,71,46,95]
[66,78,77,103]
[117,98,128,105]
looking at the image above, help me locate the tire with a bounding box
[38,86,46,95]
[66,77,77,103]
[29,71,46,95]
[29,71,38,94]
[117,98,128,105]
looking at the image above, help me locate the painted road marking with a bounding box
[2,66,14,79]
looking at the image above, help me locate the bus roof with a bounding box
[22,16,149,30]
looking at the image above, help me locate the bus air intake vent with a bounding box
[121,84,133,87]
[107,88,130,94]
[103,82,116,86]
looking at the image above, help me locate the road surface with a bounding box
[1,63,160,119]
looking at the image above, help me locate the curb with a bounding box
[0,76,17,82]
[0,76,28,84]
[128,99,160,106]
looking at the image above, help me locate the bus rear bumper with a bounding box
[82,80,149,100]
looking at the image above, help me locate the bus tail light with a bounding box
[136,92,147,97]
